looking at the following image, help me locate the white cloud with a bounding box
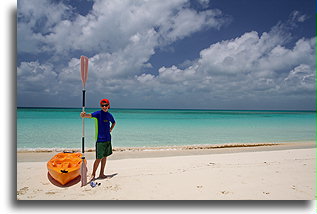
[290,10,309,23]
[17,61,58,94]
[17,0,72,53]
[283,64,315,94]
[136,73,155,83]
[133,31,315,108]
[18,0,228,55]
[197,0,210,8]
[160,8,226,42]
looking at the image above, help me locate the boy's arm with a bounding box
[110,122,116,132]
[80,112,92,118]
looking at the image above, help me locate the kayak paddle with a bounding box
[80,55,89,187]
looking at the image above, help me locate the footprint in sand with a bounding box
[196,185,204,192]
[106,184,121,191]
[17,187,29,195]
[41,182,50,185]
[45,191,57,195]
[220,190,232,195]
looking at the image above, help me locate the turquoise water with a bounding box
[17,108,316,150]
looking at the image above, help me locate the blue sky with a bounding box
[17,0,315,110]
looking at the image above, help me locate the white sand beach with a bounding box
[17,142,316,200]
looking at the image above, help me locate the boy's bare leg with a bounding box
[98,157,107,178]
[90,159,101,181]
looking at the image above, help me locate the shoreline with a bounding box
[17,141,315,162]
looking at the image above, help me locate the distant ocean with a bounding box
[17,108,316,151]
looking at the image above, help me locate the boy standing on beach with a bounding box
[80,99,116,181]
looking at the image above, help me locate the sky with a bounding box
[17,0,316,110]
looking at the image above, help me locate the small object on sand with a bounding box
[90,181,97,187]
[90,181,101,188]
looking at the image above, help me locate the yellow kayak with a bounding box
[47,152,86,185]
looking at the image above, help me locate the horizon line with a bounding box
[16,106,316,112]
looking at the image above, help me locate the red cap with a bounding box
[100,99,110,108]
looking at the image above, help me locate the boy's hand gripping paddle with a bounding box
[80,56,89,187]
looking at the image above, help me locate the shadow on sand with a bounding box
[47,172,118,187]
[47,172,81,188]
